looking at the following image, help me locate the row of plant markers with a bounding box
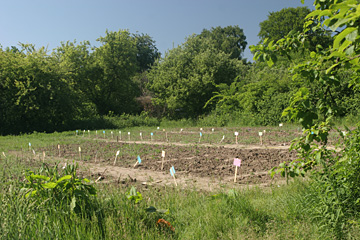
[74,125,285,145]
[20,143,244,186]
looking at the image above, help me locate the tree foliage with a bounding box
[147,27,248,118]
[251,0,360,235]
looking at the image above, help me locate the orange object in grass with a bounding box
[157,219,175,232]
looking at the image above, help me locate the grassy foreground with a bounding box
[0,130,353,239]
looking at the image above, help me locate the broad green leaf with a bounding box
[333,27,357,49]
[42,182,57,189]
[56,175,72,183]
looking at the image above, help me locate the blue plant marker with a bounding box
[171,166,175,175]
[311,131,314,135]
[151,132,153,136]
[103,130,105,134]
[29,142,31,147]
[170,168,174,176]
[200,132,202,137]
[76,130,78,133]
[137,155,141,164]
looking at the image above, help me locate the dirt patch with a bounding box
[40,140,297,191]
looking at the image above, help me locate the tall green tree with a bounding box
[199,25,247,60]
[148,31,247,118]
[93,30,140,115]
[258,6,332,50]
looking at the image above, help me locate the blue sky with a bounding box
[0,0,314,61]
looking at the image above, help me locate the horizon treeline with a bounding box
[1,7,359,135]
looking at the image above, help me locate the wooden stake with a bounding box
[114,150,120,166]
[58,144,61,157]
[161,151,165,170]
[234,166,238,182]
[42,151,45,163]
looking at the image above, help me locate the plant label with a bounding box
[170,166,176,176]
[157,127,160,130]
[79,147,81,152]
[259,132,263,136]
[29,142,31,147]
[180,128,183,132]
[32,149,36,155]
[200,132,202,137]
[116,150,120,156]
[170,166,177,186]
[128,132,130,135]
[2,152,6,158]
[279,123,283,127]
[234,132,239,136]
[140,132,142,136]
[137,155,141,164]
[212,128,214,132]
[151,132,153,136]
[162,150,165,158]
[200,128,203,131]
[233,158,241,167]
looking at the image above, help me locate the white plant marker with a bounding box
[180,128,183,133]
[58,144,61,157]
[170,166,177,186]
[32,149,36,156]
[140,132,143,140]
[220,135,225,143]
[233,158,242,182]
[134,155,142,167]
[88,130,90,137]
[114,150,120,166]
[157,127,160,130]
[42,151,46,162]
[79,146,82,161]
[212,128,214,132]
[279,123,283,127]
[161,150,166,170]
[2,152,6,159]
[111,131,114,139]
[259,131,263,145]
[235,132,239,144]
[342,131,347,137]
[200,128,203,131]
[119,131,122,140]
[96,130,98,138]
[128,132,131,141]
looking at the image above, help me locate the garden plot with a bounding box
[41,140,297,190]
